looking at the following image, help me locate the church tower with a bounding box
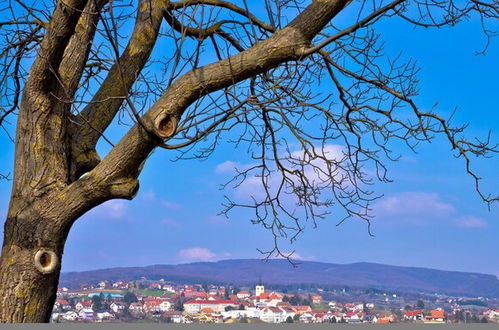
[255,277,264,297]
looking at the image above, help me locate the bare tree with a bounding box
[0,0,497,322]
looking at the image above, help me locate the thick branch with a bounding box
[11,0,89,196]
[69,0,166,179]
[58,0,108,97]
[25,0,88,91]
[85,0,350,200]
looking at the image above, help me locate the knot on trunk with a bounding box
[34,249,58,274]
[154,114,178,139]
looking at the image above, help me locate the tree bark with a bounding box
[0,212,66,322]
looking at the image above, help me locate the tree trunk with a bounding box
[0,205,68,322]
[0,74,73,323]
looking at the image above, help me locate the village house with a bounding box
[75,301,93,311]
[163,284,176,293]
[184,298,238,314]
[311,295,322,304]
[313,312,327,323]
[299,313,314,323]
[164,311,184,323]
[109,302,126,313]
[128,302,144,314]
[423,309,446,323]
[112,281,129,289]
[292,305,313,315]
[344,311,361,323]
[143,298,172,313]
[236,291,251,299]
[95,311,113,321]
[258,306,295,323]
[54,299,71,311]
[404,310,424,322]
[78,308,94,321]
[221,308,259,320]
[61,311,79,321]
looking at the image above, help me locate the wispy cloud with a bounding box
[270,251,316,261]
[178,247,217,261]
[455,215,487,228]
[215,161,240,174]
[217,144,348,202]
[373,191,487,229]
[89,200,127,220]
[177,247,233,262]
[374,192,455,220]
[140,189,181,210]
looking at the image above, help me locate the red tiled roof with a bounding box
[430,310,445,319]
[281,306,295,313]
[405,310,423,317]
[56,299,69,305]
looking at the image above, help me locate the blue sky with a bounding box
[0,3,498,276]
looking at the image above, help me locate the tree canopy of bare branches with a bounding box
[0,0,497,322]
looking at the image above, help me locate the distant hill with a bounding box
[60,259,499,297]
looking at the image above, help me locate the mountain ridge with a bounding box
[60,259,499,298]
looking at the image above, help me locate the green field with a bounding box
[136,289,174,297]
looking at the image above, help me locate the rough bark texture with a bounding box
[0,0,349,322]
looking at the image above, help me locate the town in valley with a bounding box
[51,278,499,324]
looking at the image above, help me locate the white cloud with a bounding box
[140,189,181,209]
[373,192,455,220]
[89,200,127,220]
[455,215,487,229]
[230,144,348,202]
[373,191,487,229]
[215,161,240,174]
[178,247,217,261]
[270,251,315,261]
[235,175,268,200]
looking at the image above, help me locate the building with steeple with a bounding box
[255,277,265,297]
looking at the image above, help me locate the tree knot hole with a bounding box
[155,114,177,139]
[34,250,58,274]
